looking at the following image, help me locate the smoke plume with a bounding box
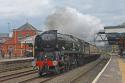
[45,7,104,42]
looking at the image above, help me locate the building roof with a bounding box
[0,33,9,38]
[104,22,125,29]
[16,22,37,31]
[104,25,125,29]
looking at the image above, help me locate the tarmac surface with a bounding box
[96,55,124,83]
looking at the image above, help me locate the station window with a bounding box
[26,34,30,37]
[18,33,23,39]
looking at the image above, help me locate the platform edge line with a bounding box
[92,56,112,83]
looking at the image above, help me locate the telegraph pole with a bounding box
[8,22,11,33]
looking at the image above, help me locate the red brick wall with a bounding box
[13,30,36,43]
[2,30,37,57]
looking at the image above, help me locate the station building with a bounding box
[1,22,39,57]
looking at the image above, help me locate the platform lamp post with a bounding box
[25,41,26,57]
[123,33,125,52]
[32,42,35,57]
[30,37,35,57]
[21,42,23,56]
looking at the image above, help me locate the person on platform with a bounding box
[8,47,13,58]
[0,48,2,59]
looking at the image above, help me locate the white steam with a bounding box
[45,7,104,42]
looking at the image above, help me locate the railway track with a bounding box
[37,57,109,83]
[19,60,107,83]
[0,66,32,73]
[19,70,66,83]
[0,56,109,83]
[70,59,108,83]
[19,77,52,83]
[0,69,37,82]
[18,66,72,83]
[0,67,53,83]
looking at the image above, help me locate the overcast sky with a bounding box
[0,0,125,33]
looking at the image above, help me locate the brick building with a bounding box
[2,22,39,57]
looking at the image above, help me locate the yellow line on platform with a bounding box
[118,58,125,83]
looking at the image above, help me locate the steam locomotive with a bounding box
[34,30,100,76]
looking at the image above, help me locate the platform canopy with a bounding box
[105,24,125,33]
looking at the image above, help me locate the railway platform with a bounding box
[0,55,34,62]
[93,55,125,83]
[0,57,34,62]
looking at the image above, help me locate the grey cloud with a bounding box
[0,0,125,32]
